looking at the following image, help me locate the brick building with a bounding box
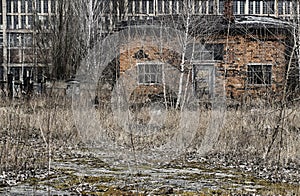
[102,15,291,105]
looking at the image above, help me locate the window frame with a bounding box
[247,63,272,86]
[137,62,163,85]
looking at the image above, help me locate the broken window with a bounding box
[138,63,162,85]
[247,64,272,85]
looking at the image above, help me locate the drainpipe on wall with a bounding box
[224,0,234,23]
[223,0,234,99]
[2,0,7,82]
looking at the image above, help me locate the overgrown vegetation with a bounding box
[0,95,299,171]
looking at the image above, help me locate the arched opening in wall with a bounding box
[95,56,120,108]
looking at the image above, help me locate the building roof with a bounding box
[115,15,292,36]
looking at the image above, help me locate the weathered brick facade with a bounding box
[114,29,288,102]
[217,34,287,99]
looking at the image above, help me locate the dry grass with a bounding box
[0,95,299,174]
[216,103,300,164]
[0,96,78,173]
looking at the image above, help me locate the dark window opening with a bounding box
[128,0,133,14]
[21,0,26,13]
[14,15,18,29]
[179,0,183,13]
[285,1,291,14]
[50,0,55,13]
[138,63,162,85]
[208,0,214,14]
[28,0,33,12]
[255,1,260,14]
[13,0,18,13]
[10,67,20,81]
[7,0,12,13]
[44,0,48,13]
[142,0,147,13]
[201,1,207,14]
[247,64,272,85]
[158,0,163,13]
[186,43,224,61]
[240,0,245,14]
[207,44,224,61]
[278,1,283,15]
[37,0,41,13]
[172,0,177,14]
[21,16,26,28]
[164,1,169,14]
[23,67,32,79]
[0,66,4,81]
[134,49,148,59]
[249,1,254,14]
[149,0,154,14]
[233,0,238,14]
[219,0,224,14]
[195,0,200,13]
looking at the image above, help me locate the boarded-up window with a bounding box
[247,64,272,85]
[138,63,162,85]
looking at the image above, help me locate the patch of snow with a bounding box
[235,15,291,26]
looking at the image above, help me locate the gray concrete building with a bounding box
[0,0,56,97]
